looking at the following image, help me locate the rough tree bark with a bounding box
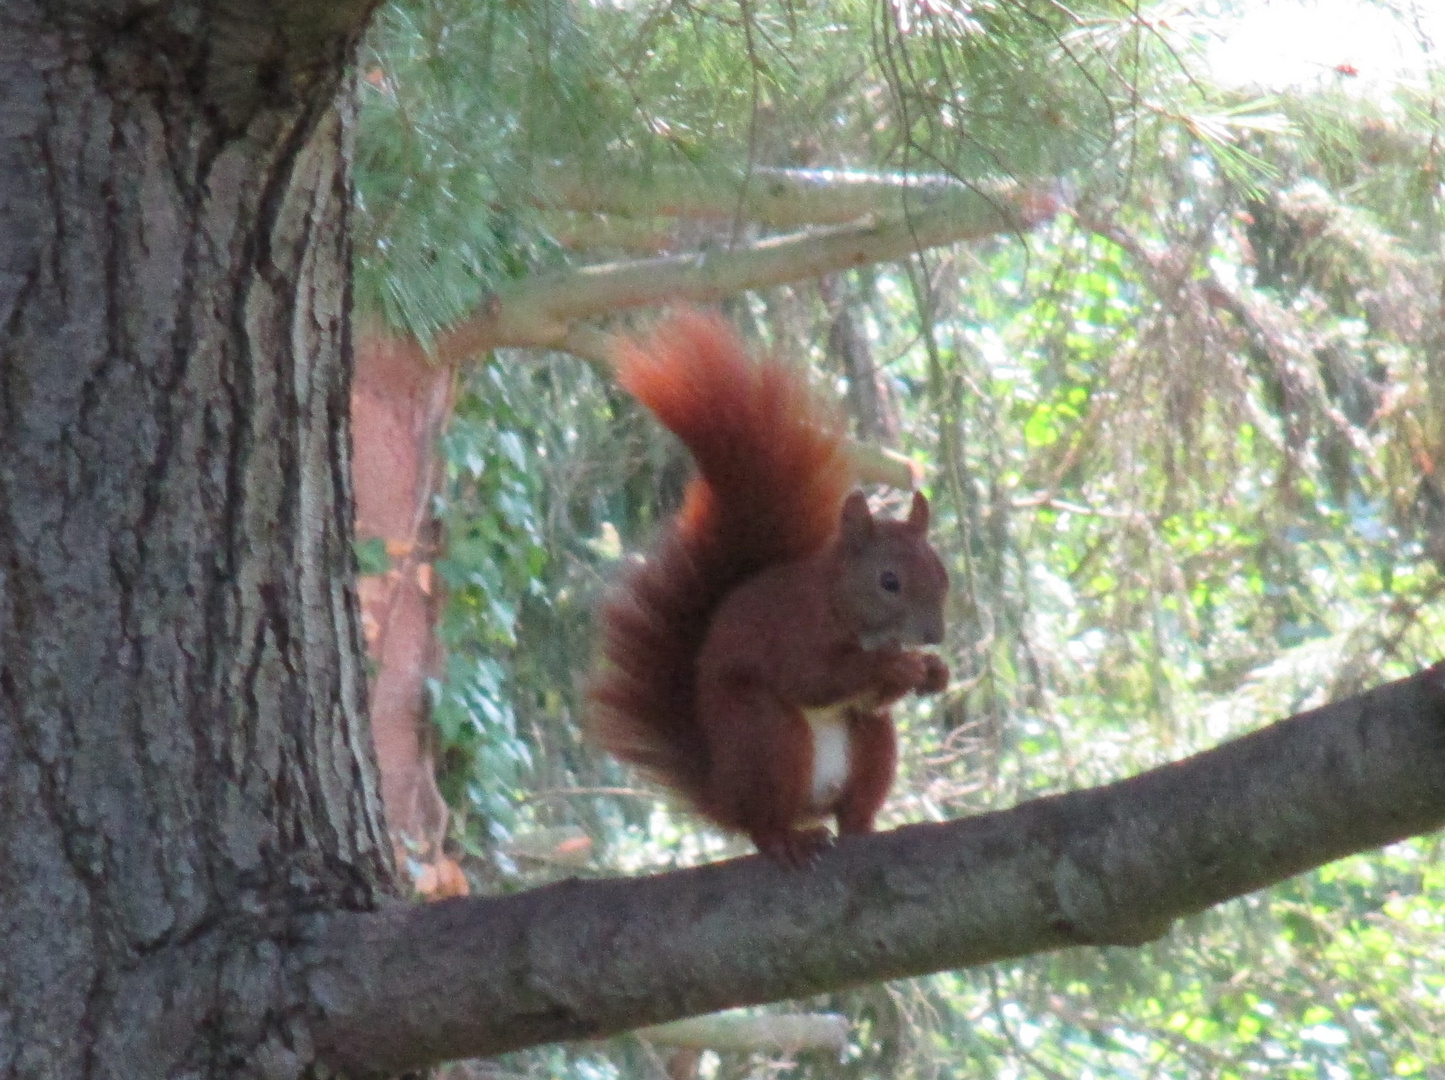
[0,2,389,1075]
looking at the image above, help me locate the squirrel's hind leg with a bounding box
[696,678,827,866]
[835,709,898,836]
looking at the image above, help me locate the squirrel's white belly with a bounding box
[803,706,852,812]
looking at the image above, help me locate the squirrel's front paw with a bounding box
[875,650,929,696]
[916,654,949,695]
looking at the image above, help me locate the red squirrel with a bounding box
[588,311,949,865]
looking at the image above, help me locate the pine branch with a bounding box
[305,666,1445,1075]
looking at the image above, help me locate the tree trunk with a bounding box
[352,331,456,875]
[0,3,387,1075]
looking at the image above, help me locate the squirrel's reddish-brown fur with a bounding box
[589,311,948,864]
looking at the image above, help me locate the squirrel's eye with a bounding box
[879,570,901,594]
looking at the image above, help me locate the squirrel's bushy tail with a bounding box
[587,311,854,806]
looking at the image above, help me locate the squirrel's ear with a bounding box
[839,491,874,550]
[907,490,930,533]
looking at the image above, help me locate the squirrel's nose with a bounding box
[920,613,945,646]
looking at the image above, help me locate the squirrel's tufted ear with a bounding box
[907,490,930,533]
[839,491,874,551]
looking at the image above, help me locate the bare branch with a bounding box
[847,443,920,490]
[534,163,1030,231]
[306,665,1445,1075]
[634,1011,849,1054]
[434,184,1063,365]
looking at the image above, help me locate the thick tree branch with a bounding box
[433,184,1062,364]
[307,665,1445,1074]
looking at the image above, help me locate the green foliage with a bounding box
[355,0,599,340]
[353,536,391,576]
[355,0,1173,339]
[427,350,663,872]
[431,363,559,842]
